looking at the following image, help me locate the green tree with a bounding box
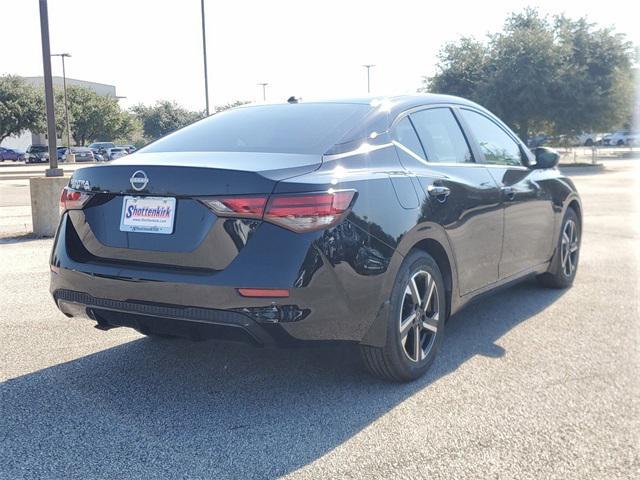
[427,38,489,102]
[551,16,635,134]
[131,101,203,141]
[215,100,251,113]
[62,86,134,145]
[0,76,44,143]
[53,87,73,144]
[423,9,636,140]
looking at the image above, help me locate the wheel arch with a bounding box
[567,197,582,225]
[360,226,459,348]
[546,194,582,277]
[408,238,454,320]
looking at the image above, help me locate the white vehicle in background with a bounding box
[104,147,128,160]
[576,132,604,146]
[605,130,638,146]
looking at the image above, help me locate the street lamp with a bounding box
[362,64,375,94]
[200,0,210,115]
[38,0,61,176]
[51,53,72,160]
[258,82,268,102]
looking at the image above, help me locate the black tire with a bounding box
[360,251,446,382]
[537,208,581,289]
[584,139,594,147]
[617,140,625,146]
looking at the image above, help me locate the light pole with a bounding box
[38,0,60,176]
[362,64,375,94]
[200,0,210,115]
[258,82,268,102]
[51,53,72,158]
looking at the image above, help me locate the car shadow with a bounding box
[1,281,565,479]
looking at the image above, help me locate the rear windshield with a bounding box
[141,103,371,155]
[29,146,48,153]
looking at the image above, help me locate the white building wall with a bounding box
[23,76,117,97]
[0,131,33,151]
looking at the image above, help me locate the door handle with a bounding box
[501,186,516,201]
[427,184,451,203]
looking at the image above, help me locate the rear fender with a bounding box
[360,222,459,347]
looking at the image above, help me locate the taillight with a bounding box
[199,190,356,232]
[199,196,267,219]
[265,190,356,232]
[60,187,93,212]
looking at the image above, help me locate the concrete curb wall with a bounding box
[29,176,69,237]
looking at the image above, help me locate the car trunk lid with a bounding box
[63,151,322,270]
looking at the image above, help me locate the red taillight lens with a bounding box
[200,196,267,219]
[60,187,93,212]
[199,190,356,232]
[265,190,356,232]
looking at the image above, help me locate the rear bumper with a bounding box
[53,288,284,346]
[50,213,398,346]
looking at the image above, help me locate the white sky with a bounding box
[2,0,638,111]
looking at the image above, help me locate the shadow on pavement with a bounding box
[1,281,564,479]
[0,234,46,245]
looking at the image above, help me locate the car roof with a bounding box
[240,93,480,110]
[234,94,489,124]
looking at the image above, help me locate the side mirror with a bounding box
[533,147,560,169]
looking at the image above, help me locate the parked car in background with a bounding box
[118,144,137,154]
[11,148,26,161]
[605,130,638,146]
[576,133,604,146]
[88,142,116,159]
[104,147,128,160]
[88,142,115,151]
[58,147,95,162]
[0,147,20,162]
[24,145,49,163]
[52,95,582,382]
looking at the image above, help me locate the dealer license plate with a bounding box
[119,196,176,234]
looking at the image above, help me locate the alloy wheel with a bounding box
[399,270,439,362]
[561,219,579,277]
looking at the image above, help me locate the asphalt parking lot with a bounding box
[0,160,638,479]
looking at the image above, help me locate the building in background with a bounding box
[22,76,117,97]
[0,77,118,151]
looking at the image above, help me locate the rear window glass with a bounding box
[142,103,372,155]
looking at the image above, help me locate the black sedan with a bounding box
[50,95,581,382]
[25,144,50,163]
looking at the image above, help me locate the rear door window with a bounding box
[392,116,426,164]
[410,108,473,163]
